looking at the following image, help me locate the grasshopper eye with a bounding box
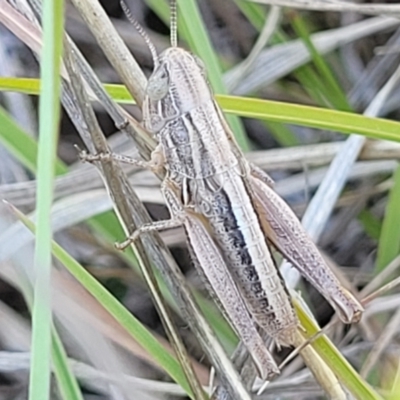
[147,67,170,101]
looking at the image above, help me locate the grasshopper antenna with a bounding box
[120,0,159,68]
[170,0,178,47]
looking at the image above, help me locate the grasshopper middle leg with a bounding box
[116,179,187,250]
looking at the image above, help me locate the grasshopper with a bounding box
[82,0,363,380]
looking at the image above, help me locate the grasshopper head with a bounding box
[143,47,213,133]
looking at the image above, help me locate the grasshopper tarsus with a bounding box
[74,144,90,162]
[115,238,133,251]
[74,145,113,164]
[115,118,129,131]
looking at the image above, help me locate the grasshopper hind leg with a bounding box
[249,171,363,324]
[249,162,274,188]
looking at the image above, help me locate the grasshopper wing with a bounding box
[249,172,363,324]
[184,211,280,379]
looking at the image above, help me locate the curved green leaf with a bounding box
[2,78,399,143]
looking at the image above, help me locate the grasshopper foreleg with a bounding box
[76,144,165,174]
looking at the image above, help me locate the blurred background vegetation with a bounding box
[0,0,400,399]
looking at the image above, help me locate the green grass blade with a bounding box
[52,330,84,400]
[175,0,224,93]
[12,205,194,398]
[2,78,400,145]
[294,299,383,400]
[0,105,66,175]
[358,209,382,241]
[294,66,334,108]
[290,12,352,111]
[6,255,83,400]
[274,29,341,111]
[375,164,400,272]
[29,0,64,398]
[0,76,41,94]
[233,0,266,30]
[387,366,400,400]
[263,120,299,146]
[144,0,190,42]
[2,79,400,144]
[217,95,400,142]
